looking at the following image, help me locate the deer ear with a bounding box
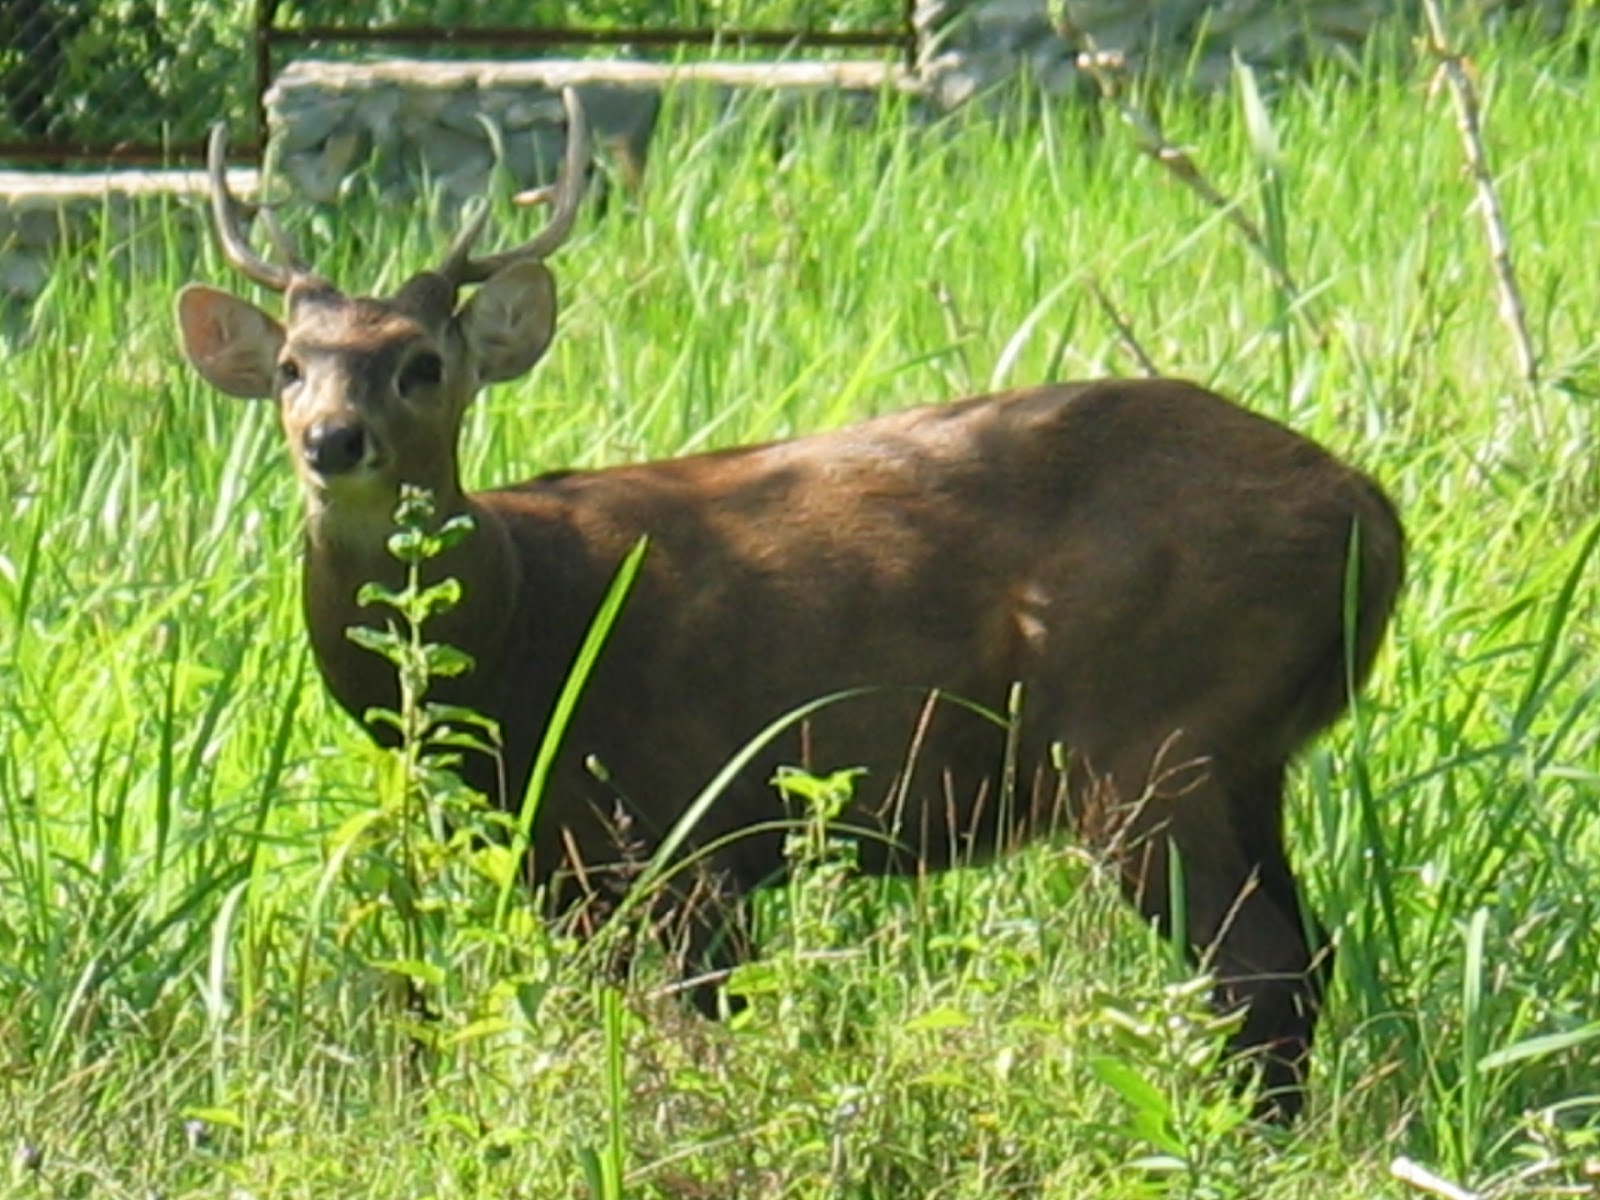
[456,260,557,384]
[175,284,284,400]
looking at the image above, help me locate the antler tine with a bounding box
[204,122,299,293]
[440,88,591,288]
[436,199,493,284]
[257,205,310,276]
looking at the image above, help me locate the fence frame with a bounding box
[0,0,920,166]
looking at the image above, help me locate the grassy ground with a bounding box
[2,22,1599,1199]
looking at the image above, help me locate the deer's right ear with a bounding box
[175,284,285,399]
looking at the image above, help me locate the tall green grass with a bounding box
[2,29,1598,1198]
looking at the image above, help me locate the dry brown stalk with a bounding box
[1087,277,1161,376]
[1419,0,1542,401]
[1062,32,1305,309]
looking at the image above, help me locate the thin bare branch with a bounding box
[1065,35,1304,309]
[1087,277,1161,377]
[1419,0,1542,400]
[1391,1156,1481,1200]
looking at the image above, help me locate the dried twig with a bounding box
[1087,277,1161,376]
[1419,0,1541,399]
[931,280,976,391]
[1391,1156,1481,1200]
[1063,33,1304,310]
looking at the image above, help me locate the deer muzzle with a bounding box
[302,420,370,478]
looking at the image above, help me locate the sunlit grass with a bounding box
[2,27,1598,1197]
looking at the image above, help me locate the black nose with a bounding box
[303,421,368,476]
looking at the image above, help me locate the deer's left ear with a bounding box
[456,261,557,384]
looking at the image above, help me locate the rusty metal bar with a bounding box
[0,140,253,165]
[256,0,282,145]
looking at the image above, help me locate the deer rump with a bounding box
[349,378,1401,1118]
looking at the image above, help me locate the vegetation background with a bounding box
[2,3,1599,1197]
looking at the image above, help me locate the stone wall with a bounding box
[916,0,1570,106]
[0,167,256,322]
[267,59,916,210]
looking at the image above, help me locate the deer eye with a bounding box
[398,351,444,394]
[277,358,303,389]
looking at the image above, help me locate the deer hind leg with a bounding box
[1223,762,1333,1019]
[545,825,757,1015]
[1094,756,1322,1122]
[654,865,758,1018]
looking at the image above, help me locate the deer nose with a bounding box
[303,421,368,476]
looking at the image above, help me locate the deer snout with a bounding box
[302,420,370,477]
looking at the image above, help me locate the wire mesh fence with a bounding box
[0,0,915,165]
[0,0,253,158]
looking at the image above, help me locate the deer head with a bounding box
[175,90,590,542]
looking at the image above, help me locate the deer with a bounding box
[174,89,1404,1121]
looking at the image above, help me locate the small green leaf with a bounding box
[471,844,520,888]
[428,728,499,755]
[772,765,863,820]
[1090,1055,1179,1151]
[725,960,783,997]
[398,1018,445,1050]
[347,624,402,656]
[374,957,447,988]
[424,643,475,677]
[356,581,407,609]
[418,577,463,616]
[444,1017,515,1046]
[904,1005,972,1033]
[388,527,427,562]
[426,703,501,737]
[437,513,477,549]
[179,1106,245,1131]
[362,706,403,733]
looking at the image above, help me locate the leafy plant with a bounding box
[326,484,517,1057]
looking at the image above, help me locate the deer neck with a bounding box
[299,482,522,718]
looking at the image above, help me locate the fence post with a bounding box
[255,0,282,157]
[902,0,920,70]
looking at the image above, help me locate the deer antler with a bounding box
[436,87,590,288]
[203,121,308,294]
[204,122,308,293]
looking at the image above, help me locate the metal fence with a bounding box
[0,0,917,166]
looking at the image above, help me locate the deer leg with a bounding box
[1222,762,1334,1023]
[648,865,757,1018]
[1108,768,1321,1122]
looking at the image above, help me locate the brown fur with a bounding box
[178,248,1402,1126]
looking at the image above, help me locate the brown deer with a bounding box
[175,90,1403,1120]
